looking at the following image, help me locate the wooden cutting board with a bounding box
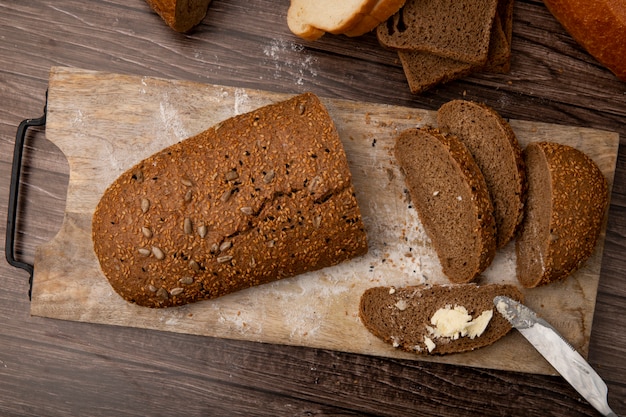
[31,67,619,375]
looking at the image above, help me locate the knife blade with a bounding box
[494,296,619,417]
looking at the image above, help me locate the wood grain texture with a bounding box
[1,0,625,416]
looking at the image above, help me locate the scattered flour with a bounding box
[262,38,318,85]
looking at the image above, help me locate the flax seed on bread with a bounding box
[516,142,608,287]
[394,127,496,283]
[359,284,523,355]
[437,100,526,249]
[92,93,368,308]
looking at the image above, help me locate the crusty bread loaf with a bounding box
[145,0,211,32]
[516,142,608,288]
[377,0,499,65]
[437,100,526,249]
[287,0,378,40]
[92,93,368,308]
[394,127,496,283]
[359,284,523,355]
[543,0,626,81]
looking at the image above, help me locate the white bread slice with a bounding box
[344,0,407,37]
[287,0,379,40]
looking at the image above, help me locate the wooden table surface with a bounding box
[1,1,624,416]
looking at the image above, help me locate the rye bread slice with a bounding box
[394,127,496,283]
[397,51,474,94]
[484,0,515,73]
[516,142,608,288]
[377,0,499,65]
[437,100,526,249]
[396,7,512,94]
[359,284,523,355]
[92,93,368,307]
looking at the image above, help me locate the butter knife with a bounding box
[494,296,619,417]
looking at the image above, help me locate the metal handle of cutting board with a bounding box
[5,94,47,299]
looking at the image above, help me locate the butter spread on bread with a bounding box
[359,284,523,355]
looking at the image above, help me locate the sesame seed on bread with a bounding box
[394,126,496,283]
[516,142,608,287]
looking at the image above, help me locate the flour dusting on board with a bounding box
[158,99,189,140]
[262,39,318,85]
[234,88,252,115]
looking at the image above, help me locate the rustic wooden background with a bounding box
[0,1,624,416]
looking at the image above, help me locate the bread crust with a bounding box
[543,0,626,80]
[92,93,368,307]
[516,142,608,287]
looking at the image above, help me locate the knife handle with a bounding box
[4,92,47,299]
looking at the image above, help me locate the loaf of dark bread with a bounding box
[516,142,608,287]
[437,100,526,249]
[92,93,368,307]
[359,284,523,355]
[394,126,496,283]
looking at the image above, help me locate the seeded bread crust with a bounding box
[394,127,496,283]
[437,100,526,249]
[377,0,499,65]
[516,142,608,288]
[359,284,523,355]
[92,93,368,308]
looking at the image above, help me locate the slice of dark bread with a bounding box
[397,51,474,94]
[359,284,523,355]
[437,100,526,249]
[482,12,511,73]
[394,127,496,283]
[395,1,513,94]
[491,0,515,73]
[92,93,368,307]
[516,142,608,287]
[377,0,499,65]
